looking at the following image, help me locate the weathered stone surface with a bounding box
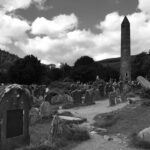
[0,84,31,150]
[138,127,150,143]
[39,101,51,118]
[120,16,131,82]
[109,92,116,106]
[71,90,82,104]
[29,107,40,125]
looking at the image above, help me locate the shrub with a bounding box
[94,113,119,128]
[65,126,90,141]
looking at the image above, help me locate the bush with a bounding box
[65,126,90,141]
[94,113,119,128]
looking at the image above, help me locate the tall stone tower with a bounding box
[120,16,131,82]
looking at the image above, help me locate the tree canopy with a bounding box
[8,55,44,85]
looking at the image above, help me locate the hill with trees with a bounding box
[97,55,136,72]
[0,49,150,84]
[0,49,19,72]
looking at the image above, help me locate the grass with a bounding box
[17,117,90,150]
[94,102,150,137]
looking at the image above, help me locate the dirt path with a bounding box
[61,100,140,150]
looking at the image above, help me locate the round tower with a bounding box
[120,16,131,82]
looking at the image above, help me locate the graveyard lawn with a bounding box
[18,118,90,150]
[94,101,150,137]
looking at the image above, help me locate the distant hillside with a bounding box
[0,50,19,72]
[96,55,136,72]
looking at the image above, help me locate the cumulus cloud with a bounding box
[31,14,78,38]
[0,0,50,12]
[0,12,30,54]
[2,0,150,65]
[17,9,150,65]
[138,0,150,14]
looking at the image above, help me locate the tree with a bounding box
[8,55,44,85]
[60,63,72,78]
[132,52,147,79]
[74,56,94,67]
[48,68,63,81]
[71,66,96,83]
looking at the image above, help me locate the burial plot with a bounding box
[0,84,32,150]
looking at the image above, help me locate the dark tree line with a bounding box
[1,51,150,85]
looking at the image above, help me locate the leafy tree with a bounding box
[48,68,63,81]
[71,66,96,83]
[8,55,44,85]
[60,63,72,78]
[74,56,94,67]
[132,52,147,79]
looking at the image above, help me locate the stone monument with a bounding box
[120,16,131,82]
[0,84,32,150]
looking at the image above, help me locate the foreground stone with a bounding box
[138,127,150,143]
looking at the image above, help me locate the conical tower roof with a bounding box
[121,16,130,26]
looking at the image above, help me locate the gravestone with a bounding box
[109,92,116,106]
[84,89,94,104]
[71,90,82,104]
[0,84,32,150]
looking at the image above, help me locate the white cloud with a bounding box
[138,0,150,14]
[0,0,49,12]
[0,12,30,54]
[2,0,150,66]
[0,13,30,40]
[31,14,78,38]
[22,10,150,65]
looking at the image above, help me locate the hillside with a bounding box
[97,55,136,72]
[0,49,19,72]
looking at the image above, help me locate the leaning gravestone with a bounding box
[137,76,150,89]
[0,84,32,150]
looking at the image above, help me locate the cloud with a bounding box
[34,0,53,10]
[0,0,50,12]
[18,10,150,65]
[2,0,150,66]
[31,14,78,38]
[0,12,30,54]
[138,0,150,14]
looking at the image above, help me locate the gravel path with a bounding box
[61,100,140,150]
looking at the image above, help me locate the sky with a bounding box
[0,0,150,66]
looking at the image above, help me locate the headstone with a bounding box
[0,84,32,150]
[84,89,94,104]
[109,92,116,106]
[93,88,101,101]
[71,90,82,104]
[29,107,40,125]
[39,101,51,118]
